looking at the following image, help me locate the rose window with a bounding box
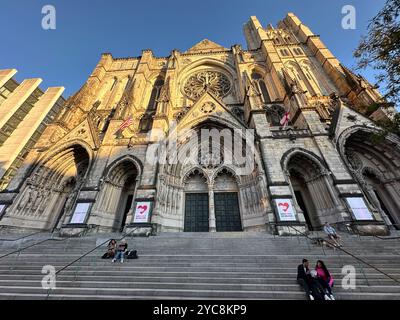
[183,71,231,100]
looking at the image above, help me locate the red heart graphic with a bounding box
[278,202,289,212]
[137,205,148,215]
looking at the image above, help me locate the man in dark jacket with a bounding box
[297,259,313,299]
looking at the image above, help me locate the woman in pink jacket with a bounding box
[315,260,335,300]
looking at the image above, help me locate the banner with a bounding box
[133,201,152,223]
[70,203,91,224]
[275,199,296,221]
[346,197,374,220]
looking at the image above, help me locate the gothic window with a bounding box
[251,72,271,103]
[183,70,231,100]
[139,113,153,133]
[292,48,303,56]
[147,77,164,112]
[110,77,118,91]
[139,76,164,133]
[280,49,290,57]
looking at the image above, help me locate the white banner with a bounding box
[70,203,90,224]
[133,201,152,223]
[346,197,374,220]
[275,199,296,221]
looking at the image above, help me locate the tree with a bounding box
[354,0,400,104]
[355,0,400,138]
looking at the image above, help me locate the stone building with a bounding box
[0,69,65,218]
[0,13,399,236]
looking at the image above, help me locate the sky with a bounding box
[0,0,387,97]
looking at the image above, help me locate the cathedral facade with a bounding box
[0,13,399,236]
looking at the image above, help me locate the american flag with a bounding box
[280,111,290,129]
[116,116,133,133]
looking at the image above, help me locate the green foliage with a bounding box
[354,0,400,105]
[369,112,400,142]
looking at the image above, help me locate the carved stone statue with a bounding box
[63,194,75,216]
[17,186,33,210]
[32,189,44,211]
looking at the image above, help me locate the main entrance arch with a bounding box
[153,100,269,232]
[91,157,140,232]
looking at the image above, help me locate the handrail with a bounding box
[46,227,142,298]
[0,228,90,260]
[0,230,45,242]
[287,225,400,285]
[0,238,67,260]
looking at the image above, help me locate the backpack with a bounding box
[125,250,138,259]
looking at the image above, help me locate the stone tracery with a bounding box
[183,70,231,100]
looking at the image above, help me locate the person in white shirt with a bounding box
[323,222,342,247]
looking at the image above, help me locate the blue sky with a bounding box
[0,0,387,97]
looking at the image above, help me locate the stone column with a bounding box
[208,185,216,232]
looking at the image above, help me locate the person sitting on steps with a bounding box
[102,239,116,259]
[112,239,128,263]
[297,259,329,300]
[323,222,342,247]
[315,260,335,300]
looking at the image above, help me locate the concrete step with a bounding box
[0,232,399,300]
[0,274,397,285]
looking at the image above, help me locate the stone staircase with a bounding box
[0,231,399,300]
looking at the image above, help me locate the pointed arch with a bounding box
[281,148,327,174]
[91,155,142,232]
[139,75,165,133]
[3,142,92,231]
[104,154,143,181]
[282,148,341,230]
[338,127,400,228]
[284,61,316,96]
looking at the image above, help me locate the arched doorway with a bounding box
[4,144,90,231]
[289,171,317,230]
[184,170,209,232]
[92,159,139,232]
[363,168,398,228]
[213,169,242,231]
[154,113,267,232]
[52,176,77,232]
[286,152,338,230]
[344,130,400,229]
[117,174,136,232]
